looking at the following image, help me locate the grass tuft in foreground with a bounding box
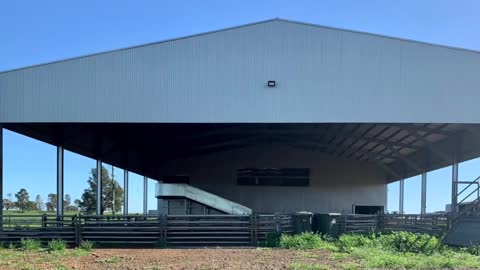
[271,231,480,269]
[279,232,337,251]
[0,238,91,269]
[20,238,42,251]
[48,239,67,251]
[79,240,94,251]
[289,262,330,270]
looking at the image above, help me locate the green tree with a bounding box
[46,193,57,212]
[78,166,124,214]
[74,199,81,207]
[65,205,79,212]
[35,195,44,211]
[14,188,30,213]
[3,193,14,211]
[25,201,37,211]
[64,194,71,208]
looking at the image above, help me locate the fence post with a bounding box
[344,215,348,233]
[160,214,167,247]
[250,213,257,246]
[77,214,82,246]
[274,214,281,233]
[42,214,47,228]
[377,214,384,232]
[74,215,79,247]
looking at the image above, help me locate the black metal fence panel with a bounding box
[0,214,294,247]
[337,214,449,235]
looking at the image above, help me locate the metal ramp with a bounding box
[156,183,252,215]
[444,175,480,246]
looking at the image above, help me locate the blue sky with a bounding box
[1,0,480,213]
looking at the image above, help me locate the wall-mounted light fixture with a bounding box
[267,80,276,88]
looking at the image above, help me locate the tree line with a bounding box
[2,190,78,213]
[3,166,124,214]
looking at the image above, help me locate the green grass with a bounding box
[279,232,337,251]
[0,244,90,270]
[1,211,146,229]
[96,256,122,264]
[0,231,479,269]
[348,247,480,269]
[298,251,318,258]
[20,238,42,251]
[289,262,330,270]
[3,210,80,216]
[274,231,480,269]
[2,211,80,229]
[48,239,67,251]
[79,240,94,251]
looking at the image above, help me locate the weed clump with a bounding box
[20,238,42,251]
[338,232,443,254]
[48,239,67,251]
[79,240,94,251]
[461,244,480,256]
[279,232,337,251]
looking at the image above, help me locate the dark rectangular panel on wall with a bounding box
[162,175,190,184]
[237,168,310,186]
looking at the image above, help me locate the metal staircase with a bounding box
[156,183,252,215]
[444,176,480,246]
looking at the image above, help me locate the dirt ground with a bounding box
[62,248,344,270]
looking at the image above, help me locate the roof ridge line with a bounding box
[275,18,480,55]
[1,17,479,74]
[0,18,279,74]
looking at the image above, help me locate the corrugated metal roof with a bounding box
[2,18,478,75]
[1,19,480,123]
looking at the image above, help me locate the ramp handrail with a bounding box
[156,183,252,215]
[457,175,480,203]
[453,176,480,223]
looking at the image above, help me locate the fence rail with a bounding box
[0,214,294,247]
[338,214,449,235]
[337,214,379,233]
[0,213,448,247]
[0,215,77,244]
[382,214,448,235]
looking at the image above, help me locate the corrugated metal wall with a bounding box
[1,19,479,123]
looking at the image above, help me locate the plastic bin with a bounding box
[293,211,313,233]
[312,213,341,237]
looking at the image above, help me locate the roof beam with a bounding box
[335,124,377,157]
[359,128,413,162]
[347,125,398,160]
[396,124,452,163]
[389,124,453,137]
[383,144,424,173]
[328,124,362,156]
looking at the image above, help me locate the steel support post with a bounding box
[143,176,148,215]
[421,172,427,215]
[399,179,405,214]
[123,169,128,215]
[157,180,164,216]
[451,161,459,215]
[96,160,103,215]
[0,125,3,229]
[56,146,64,216]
